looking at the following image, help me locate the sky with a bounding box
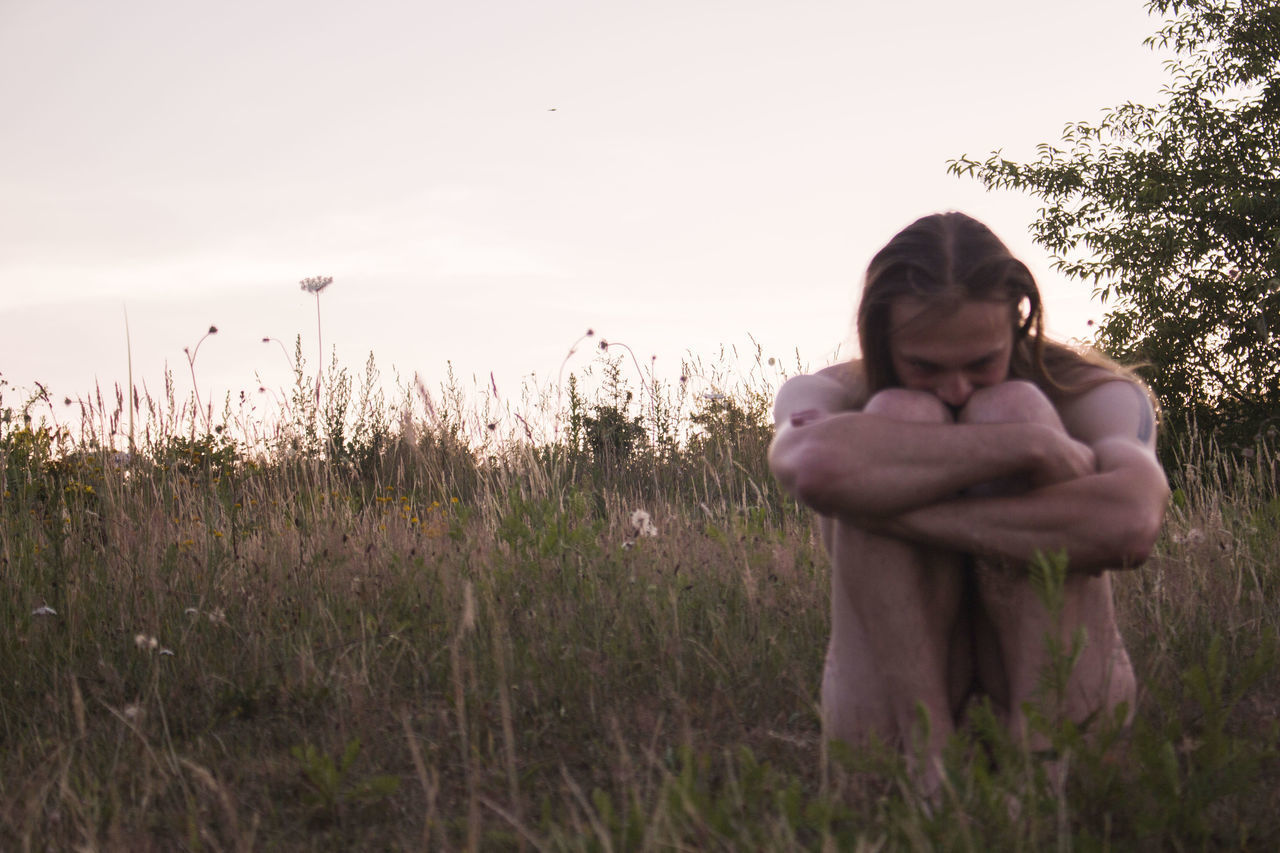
[1,0,1172,436]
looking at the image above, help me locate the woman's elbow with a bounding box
[1111,499,1169,569]
[769,439,837,511]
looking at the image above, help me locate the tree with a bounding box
[950,0,1280,438]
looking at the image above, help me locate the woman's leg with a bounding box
[959,381,1137,744]
[822,389,970,787]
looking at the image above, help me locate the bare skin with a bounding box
[769,299,1169,786]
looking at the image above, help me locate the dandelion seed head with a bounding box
[134,634,149,649]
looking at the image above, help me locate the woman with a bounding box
[768,212,1169,788]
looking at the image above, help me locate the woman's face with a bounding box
[887,297,1014,409]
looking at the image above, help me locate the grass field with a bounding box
[1,352,1277,851]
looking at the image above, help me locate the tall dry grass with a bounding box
[0,350,1276,850]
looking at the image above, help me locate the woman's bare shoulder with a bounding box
[814,360,869,406]
[773,359,868,418]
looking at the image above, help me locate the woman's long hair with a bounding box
[855,212,1142,402]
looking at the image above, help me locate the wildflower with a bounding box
[123,704,144,723]
[32,605,56,617]
[1170,528,1206,545]
[134,634,159,651]
[630,509,658,538]
[184,607,200,617]
[159,648,174,657]
[299,275,333,294]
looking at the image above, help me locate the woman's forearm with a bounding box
[770,414,1059,518]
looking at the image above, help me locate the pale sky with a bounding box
[1,0,1171,433]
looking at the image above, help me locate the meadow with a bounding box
[1,341,1277,851]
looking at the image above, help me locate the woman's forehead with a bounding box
[888,298,1013,355]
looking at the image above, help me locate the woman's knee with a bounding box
[863,388,952,423]
[959,380,1063,429]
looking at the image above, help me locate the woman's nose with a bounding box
[936,374,973,408]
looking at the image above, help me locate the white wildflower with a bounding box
[621,540,635,551]
[123,703,144,723]
[299,275,333,294]
[134,634,160,651]
[184,607,200,617]
[630,509,658,538]
[32,605,57,617]
[159,648,174,657]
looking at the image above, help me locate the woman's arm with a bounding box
[768,369,1092,518]
[860,381,1170,572]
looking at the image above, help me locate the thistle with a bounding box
[183,325,218,435]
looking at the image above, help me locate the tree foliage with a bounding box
[950,0,1280,436]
